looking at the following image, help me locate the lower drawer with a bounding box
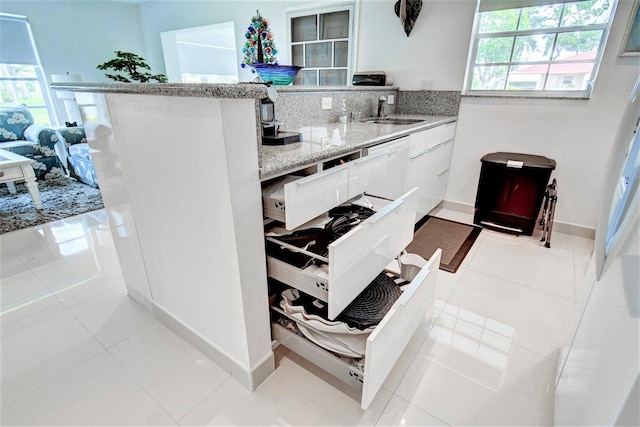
[0,166,25,182]
[266,188,419,320]
[271,249,441,410]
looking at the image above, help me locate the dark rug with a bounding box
[0,177,104,235]
[407,215,482,273]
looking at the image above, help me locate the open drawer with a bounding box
[263,163,350,231]
[271,249,441,410]
[266,188,418,320]
[263,144,401,231]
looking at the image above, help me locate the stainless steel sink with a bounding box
[362,117,424,125]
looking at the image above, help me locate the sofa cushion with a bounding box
[0,105,34,142]
[68,143,93,162]
[59,127,86,145]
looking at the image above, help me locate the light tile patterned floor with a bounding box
[0,207,593,426]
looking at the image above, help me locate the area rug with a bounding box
[407,215,482,273]
[0,177,104,235]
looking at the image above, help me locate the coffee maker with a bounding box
[260,87,301,145]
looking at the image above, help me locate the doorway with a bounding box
[161,22,239,84]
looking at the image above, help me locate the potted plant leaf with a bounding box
[97,50,167,83]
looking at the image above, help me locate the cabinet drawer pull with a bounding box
[367,198,404,225]
[437,168,450,177]
[0,171,4,178]
[428,143,443,152]
[295,165,346,185]
[354,151,387,164]
[409,149,429,160]
[396,268,431,306]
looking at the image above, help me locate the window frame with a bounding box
[286,0,359,86]
[463,0,619,99]
[0,13,57,125]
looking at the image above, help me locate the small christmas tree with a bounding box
[241,10,278,71]
[97,51,168,83]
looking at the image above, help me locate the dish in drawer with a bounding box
[270,269,411,358]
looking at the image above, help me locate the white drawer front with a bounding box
[347,151,389,199]
[0,166,25,182]
[365,138,410,200]
[442,122,456,141]
[271,249,441,410]
[362,248,441,409]
[408,126,443,156]
[283,164,349,230]
[328,188,418,319]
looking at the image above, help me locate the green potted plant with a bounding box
[97,50,167,83]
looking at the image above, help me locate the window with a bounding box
[288,2,356,86]
[464,0,618,98]
[0,14,56,125]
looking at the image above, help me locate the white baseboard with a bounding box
[151,301,275,391]
[441,200,595,240]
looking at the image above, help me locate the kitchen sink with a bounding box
[362,117,424,125]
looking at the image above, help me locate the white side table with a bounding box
[0,149,43,210]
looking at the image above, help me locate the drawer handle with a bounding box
[437,168,450,177]
[367,198,404,225]
[409,149,429,160]
[0,171,4,178]
[296,164,346,185]
[396,268,431,306]
[355,151,387,164]
[428,143,443,152]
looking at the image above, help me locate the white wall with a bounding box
[0,0,146,120]
[137,0,299,84]
[356,0,639,230]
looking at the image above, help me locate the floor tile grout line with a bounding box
[463,263,584,304]
[105,347,179,425]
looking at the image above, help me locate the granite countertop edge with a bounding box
[260,115,457,180]
[50,82,270,99]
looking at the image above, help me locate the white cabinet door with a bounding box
[365,137,410,200]
[405,124,455,222]
[347,150,389,199]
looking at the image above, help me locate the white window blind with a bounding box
[0,14,38,65]
[0,13,56,125]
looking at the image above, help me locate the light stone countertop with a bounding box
[50,82,270,98]
[49,83,456,182]
[260,114,456,180]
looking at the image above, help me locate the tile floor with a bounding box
[0,207,594,426]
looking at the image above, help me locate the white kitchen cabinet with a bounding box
[263,141,407,229]
[271,248,440,410]
[363,136,410,200]
[266,188,418,320]
[263,163,350,230]
[405,123,456,222]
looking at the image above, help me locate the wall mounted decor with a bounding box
[621,0,640,56]
[394,0,422,37]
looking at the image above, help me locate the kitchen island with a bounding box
[50,82,455,393]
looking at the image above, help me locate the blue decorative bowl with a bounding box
[251,63,302,86]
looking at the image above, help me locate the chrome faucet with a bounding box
[377,96,387,118]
